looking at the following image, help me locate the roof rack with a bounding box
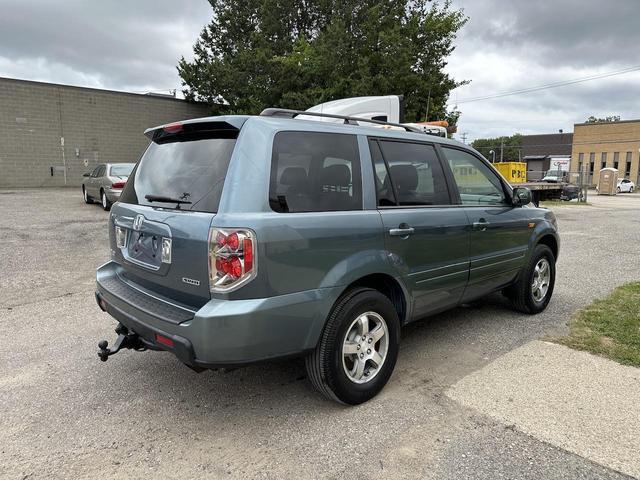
[260,108,422,133]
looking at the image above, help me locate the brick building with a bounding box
[0,77,211,187]
[570,120,640,185]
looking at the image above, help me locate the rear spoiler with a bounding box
[144,117,247,143]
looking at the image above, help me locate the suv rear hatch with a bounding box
[110,119,244,309]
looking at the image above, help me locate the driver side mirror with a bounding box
[82,172,91,177]
[513,187,532,206]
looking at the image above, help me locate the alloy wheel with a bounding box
[531,258,551,302]
[342,311,389,384]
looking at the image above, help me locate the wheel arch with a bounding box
[537,234,558,261]
[339,273,409,325]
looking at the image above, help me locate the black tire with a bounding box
[504,244,556,314]
[100,190,112,211]
[82,186,93,204]
[305,288,400,405]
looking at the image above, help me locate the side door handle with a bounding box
[389,225,415,237]
[472,219,490,231]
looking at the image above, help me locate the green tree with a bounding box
[471,134,522,162]
[178,0,467,124]
[585,115,621,123]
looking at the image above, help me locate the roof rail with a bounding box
[260,108,422,133]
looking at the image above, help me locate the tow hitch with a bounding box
[98,323,146,362]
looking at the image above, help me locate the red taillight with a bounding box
[226,232,239,250]
[111,181,126,189]
[208,228,257,292]
[163,122,183,133]
[216,231,227,247]
[155,334,174,348]
[243,238,253,272]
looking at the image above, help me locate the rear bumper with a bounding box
[104,188,122,202]
[96,262,340,368]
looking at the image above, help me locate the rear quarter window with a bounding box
[269,131,362,213]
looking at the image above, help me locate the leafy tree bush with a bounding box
[178,0,467,124]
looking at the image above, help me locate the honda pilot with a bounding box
[95,110,559,405]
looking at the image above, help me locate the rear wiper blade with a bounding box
[144,194,192,205]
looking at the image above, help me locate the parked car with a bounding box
[95,112,559,405]
[560,184,583,201]
[617,178,635,193]
[82,163,134,210]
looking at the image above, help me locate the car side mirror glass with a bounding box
[83,172,91,177]
[513,187,532,206]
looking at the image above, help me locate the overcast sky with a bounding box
[1,0,638,141]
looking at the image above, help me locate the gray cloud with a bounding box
[0,0,210,92]
[448,0,640,140]
[0,0,637,141]
[459,0,640,68]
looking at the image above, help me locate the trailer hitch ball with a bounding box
[97,324,144,362]
[98,339,113,361]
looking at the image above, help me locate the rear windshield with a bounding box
[110,164,134,177]
[120,136,236,212]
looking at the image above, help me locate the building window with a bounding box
[577,153,584,173]
[626,152,632,178]
[601,152,607,168]
[613,152,619,170]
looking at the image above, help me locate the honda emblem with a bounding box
[133,214,144,231]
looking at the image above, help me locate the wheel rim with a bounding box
[342,311,389,384]
[102,193,107,208]
[531,258,551,302]
[83,188,87,201]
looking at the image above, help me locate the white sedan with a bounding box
[618,179,635,193]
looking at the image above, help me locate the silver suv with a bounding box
[95,111,559,404]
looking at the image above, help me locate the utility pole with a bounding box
[460,132,468,144]
[500,138,504,163]
[425,87,431,122]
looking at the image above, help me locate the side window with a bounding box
[91,166,102,177]
[442,148,508,206]
[373,140,450,206]
[269,132,362,213]
[369,140,396,206]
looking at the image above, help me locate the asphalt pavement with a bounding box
[1,188,639,479]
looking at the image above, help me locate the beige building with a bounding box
[571,120,640,186]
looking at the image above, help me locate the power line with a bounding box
[449,65,640,105]
[471,139,640,148]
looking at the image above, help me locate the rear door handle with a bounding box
[389,227,415,237]
[472,219,490,231]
